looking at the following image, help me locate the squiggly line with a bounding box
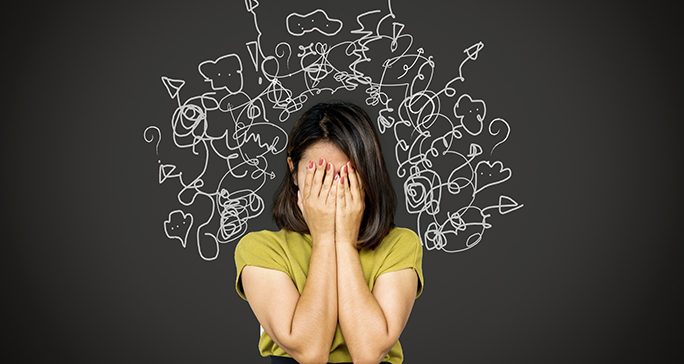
[143,0,523,260]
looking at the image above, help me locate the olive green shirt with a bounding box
[234,226,425,363]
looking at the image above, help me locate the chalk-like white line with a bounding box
[144,0,522,259]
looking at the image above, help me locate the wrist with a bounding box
[335,239,359,251]
[311,231,336,245]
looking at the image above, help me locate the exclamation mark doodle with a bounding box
[246,41,262,85]
[143,126,162,164]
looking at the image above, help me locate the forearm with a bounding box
[289,234,338,362]
[336,243,390,363]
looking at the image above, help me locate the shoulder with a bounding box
[379,226,422,253]
[388,226,422,245]
[236,228,309,252]
[234,229,297,272]
[236,229,288,252]
[238,229,280,243]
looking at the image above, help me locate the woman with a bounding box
[234,102,424,364]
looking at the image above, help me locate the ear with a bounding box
[287,157,297,186]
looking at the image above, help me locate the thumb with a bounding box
[297,190,303,211]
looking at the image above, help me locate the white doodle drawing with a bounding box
[164,210,193,248]
[286,9,344,37]
[198,54,244,95]
[144,0,523,260]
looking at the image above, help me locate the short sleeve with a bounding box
[377,228,425,300]
[234,231,290,301]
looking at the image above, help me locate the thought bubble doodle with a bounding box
[286,9,343,36]
[198,54,244,95]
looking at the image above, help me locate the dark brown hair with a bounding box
[272,101,396,250]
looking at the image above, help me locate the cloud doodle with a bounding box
[143,0,523,260]
[198,54,244,94]
[287,9,344,36]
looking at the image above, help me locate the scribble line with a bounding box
[144,0,523,260]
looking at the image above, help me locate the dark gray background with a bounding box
[4,0,681,363]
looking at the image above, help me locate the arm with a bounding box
[334,162,419,363]
[336,244,418,363]
[242,235,337,364]
[290,234,338,361]
[241,158,340,363]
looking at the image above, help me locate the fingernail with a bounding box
[343,164,348,174]
[307,160,313,169]
[327,162,332,171]
[334,174,339,180]
[318,157,324,166]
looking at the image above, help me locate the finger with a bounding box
[320,161,335,202]
[311,157,326,197]
[353,163,363,195]
[336,172,346,209]
[340,163,350,207]
[329,173,339,206]
[303,159,315,198]
[321,163,336,200]
[348,162,361,201]
[297,190,304,213]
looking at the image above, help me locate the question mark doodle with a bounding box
[143,126,162,163]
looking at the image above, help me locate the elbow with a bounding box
[358,341,395,364]
[284,340,328,364]
[306,348,331,364]
[351,356,385,364]
[293,349,328,364]
[350,347,391,364]
[276,331,329,363]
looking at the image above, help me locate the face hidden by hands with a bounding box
[287,141,365,247]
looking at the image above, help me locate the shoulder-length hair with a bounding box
[272,101,396,250]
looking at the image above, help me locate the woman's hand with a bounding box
[297,157,338,243]
[335,161,365,249]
